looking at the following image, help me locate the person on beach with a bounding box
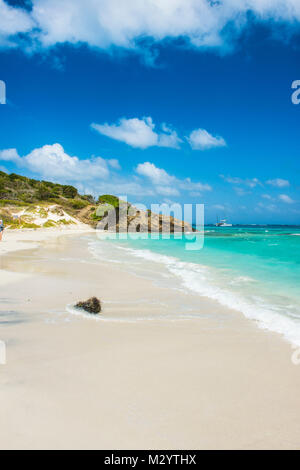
[0,219,4,242]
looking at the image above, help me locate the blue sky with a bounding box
[0,0,300,224]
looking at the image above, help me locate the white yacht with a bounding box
[215,218,232,227]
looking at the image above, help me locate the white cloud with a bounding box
[2,1,300,55]
[155,186,180,196]
[246,178,261,188]
[221,175,262,188]
[0,145,211,200]
[159,124,183,149]
[136,161,212,196]
[0,144,117,182]
[0,0,33,47]
[262,194,272,200]
[0,148,21,163]
[30,0,232,49]
[234,187,250,196]
[92,118,226,152]
[257,202,278,212]
[177,177,212,192]
[136,161,174,185]
[91,117,182,149]
[221,175,243,185]
[279,194,295,204]
[267,178,290,188]
[107,158,121,170]
[188,128,226,150]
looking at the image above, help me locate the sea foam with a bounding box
[88,239,300,346]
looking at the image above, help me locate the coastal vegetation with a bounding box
[0,170,93,207]
[0,171,96,228]
[0,171,192,232]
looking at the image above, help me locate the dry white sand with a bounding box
[0,229,300,450]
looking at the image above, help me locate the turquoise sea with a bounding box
[90,226,300,345]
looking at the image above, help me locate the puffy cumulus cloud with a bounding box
[30,0,229,49]
[0,144,211,200]
[2,1,300,55]
[91,117,182,149]
[0,143,120,182]
[0,0,33,47]
[0,148,21,163]
[136,161,174,185]
[188,128,226,150]
[267,178,290,188]
[159,124,183,149]
[107,158,121,170]
[136,161,211,197]
[279,194,295,204]
[25,0,300,52]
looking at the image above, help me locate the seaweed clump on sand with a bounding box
[75,297,101,314]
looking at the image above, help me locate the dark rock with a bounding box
[75,297,101,314]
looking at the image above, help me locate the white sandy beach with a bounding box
[0,228,300,450]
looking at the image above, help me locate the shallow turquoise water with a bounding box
[92,226,300,344]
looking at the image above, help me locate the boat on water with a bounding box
[215,218,233,227]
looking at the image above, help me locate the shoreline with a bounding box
[0,225,95,255]
[0,229,300,449]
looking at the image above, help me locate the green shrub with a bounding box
[98,194,120,208]
[38,208,48,218]
[0,199,28,207]
[9,173,26,182]
[82,194,95,204]
[43,220,56,228]
[70,199,89,210]
[0,190,9,199]
[91,211,103,221]
[20,222,40,229]
[58,218,74,225]
[62,185,78,199]
[29,178,40,187]
[36,183,54,200]
[20,192,35,203]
